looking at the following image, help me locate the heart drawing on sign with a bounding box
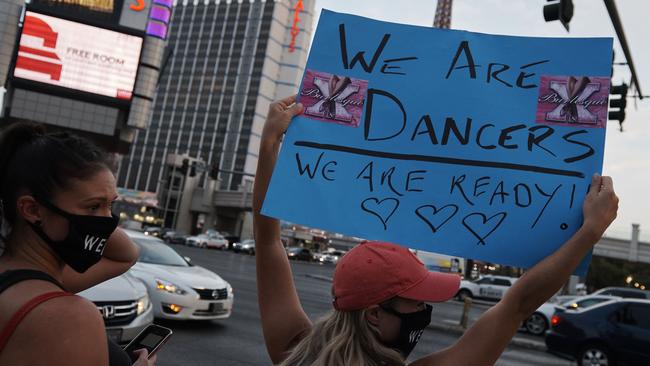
[415,204,459,233]
[461,212,507,246]
[361,197,400,230]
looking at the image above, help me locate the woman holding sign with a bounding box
[254,95,618,366]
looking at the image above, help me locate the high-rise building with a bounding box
[117,0,314,233]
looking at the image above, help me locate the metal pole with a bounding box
[460,297,472,329]
[603,0,643,99]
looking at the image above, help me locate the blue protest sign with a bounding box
[262,10,613,274]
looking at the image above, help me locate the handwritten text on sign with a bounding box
[262,10,613,274]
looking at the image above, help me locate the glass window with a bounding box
[493,279,512,287]
[575,298,609,309]
[623,304,650,330]
[476,278,493,285]
[609,290,647,299]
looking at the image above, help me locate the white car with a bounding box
[239,239,255,255]
[186,233,228,250]
[125,230,234,320]
[318,250,346,264]
[524,294,618,336]
[456,275,518,301]
[78,272,153,343]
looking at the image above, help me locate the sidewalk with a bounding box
[304,274,547,352]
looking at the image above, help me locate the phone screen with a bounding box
[140,333,164,348]
[124,324,172,362]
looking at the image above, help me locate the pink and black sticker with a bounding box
[299,69,368,127]
[535,75,610,128]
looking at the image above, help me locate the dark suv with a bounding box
[286,247,313,261]
[545,298,650,366]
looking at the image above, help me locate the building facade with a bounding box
[117,0,314,235]
[0,0,170,153]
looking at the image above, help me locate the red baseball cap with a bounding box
[332,241,461,311]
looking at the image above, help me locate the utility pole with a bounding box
[603,0,643,100]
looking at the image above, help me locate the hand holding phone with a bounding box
[123,324,172,363]
[132,349,157,366]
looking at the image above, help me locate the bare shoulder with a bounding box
[8,294,108,365]
[409,348,452,366]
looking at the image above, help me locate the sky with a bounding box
[311,0,650,241]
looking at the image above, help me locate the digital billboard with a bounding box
[27,0,124,25]
[14,11,143,100]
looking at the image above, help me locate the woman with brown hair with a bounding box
[254,96,619,366]
[0,123,155,365]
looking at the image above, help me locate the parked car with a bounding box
[163,230,189,245]
[456,275,518,301]
[317,250,346,264]
[286,247,314,261]
[313,251,327,262]
[186,233,228,249]
[525,295,616,336]
[143,226,162,238]
[78,272,153,344]
[125,230,234,320]
[546,298,650,366]
[239,239,255,255]
[231,241,243,253]
[591,286,650,299]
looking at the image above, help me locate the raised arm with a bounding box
[253,96,311,364]
[414,174,618,366]
[61,227,140,293]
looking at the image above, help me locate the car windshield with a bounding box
[242,240,255,245]
[133,238,189,267]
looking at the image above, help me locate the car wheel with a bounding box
[524,312,548,336]
[456,289,472,301]
[578,344,614,366]
[201,242,207,248]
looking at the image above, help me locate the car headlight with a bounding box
[227,284,234,297]
[155,279,187,295]
[136,295,150,315]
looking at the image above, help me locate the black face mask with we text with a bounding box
[28,199,118,273]
[380,304,433,359]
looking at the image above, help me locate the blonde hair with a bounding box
[279,308,405,366]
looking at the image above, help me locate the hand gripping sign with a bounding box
[262,10,613,275]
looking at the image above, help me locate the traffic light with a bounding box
[209,163,220,180]
[180,158,189,174]
[543,0,574,31]
[189,161,197,177]
[609,83,628,131]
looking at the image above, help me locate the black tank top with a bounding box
[0,269,132,366]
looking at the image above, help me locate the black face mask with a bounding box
[380,304,433,359]
[28,199,119,273]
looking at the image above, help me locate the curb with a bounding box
[305,274,333,282]
[427,322,547,351]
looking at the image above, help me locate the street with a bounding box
[152,246,574,366]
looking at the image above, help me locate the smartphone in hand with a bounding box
[123,324,173,362]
